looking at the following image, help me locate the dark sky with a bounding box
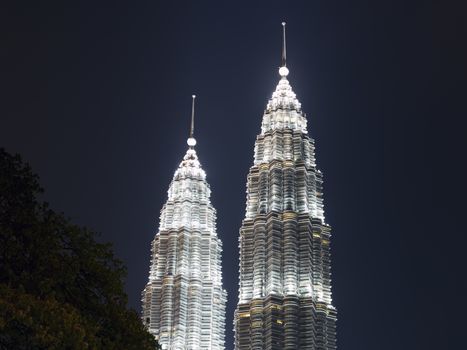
[2,1,466,349]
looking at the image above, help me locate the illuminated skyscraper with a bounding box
[142,96,226,349]
[234,24,337,349]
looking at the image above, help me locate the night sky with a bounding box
[2,1,466,349]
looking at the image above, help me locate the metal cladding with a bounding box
[234,70,337,349]
[142,136,227,349]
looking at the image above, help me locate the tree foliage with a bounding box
[0,148,158,349]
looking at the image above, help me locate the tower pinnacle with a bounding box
[279,21,289,77]
[187,94,197,147]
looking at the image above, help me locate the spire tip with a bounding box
[188,95,197,147]
[280,22,288,76]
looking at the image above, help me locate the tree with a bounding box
[0,148,159,349]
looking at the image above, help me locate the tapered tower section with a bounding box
[142,96,226,350]
[234,24,337,350]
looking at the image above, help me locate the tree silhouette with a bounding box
[0,148,159,349]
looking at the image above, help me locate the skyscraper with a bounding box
[234,24,337,349]
[142,96,226,349]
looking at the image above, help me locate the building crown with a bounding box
[261,23,306,133]
[174,95,206,181]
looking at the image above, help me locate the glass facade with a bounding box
[142,116,227,349]
[234,65,337,349]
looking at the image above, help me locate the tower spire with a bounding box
[279,22,289,77]
[187,94,197,147]
[281,21,287,67]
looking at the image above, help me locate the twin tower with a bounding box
[141,23,337,350]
